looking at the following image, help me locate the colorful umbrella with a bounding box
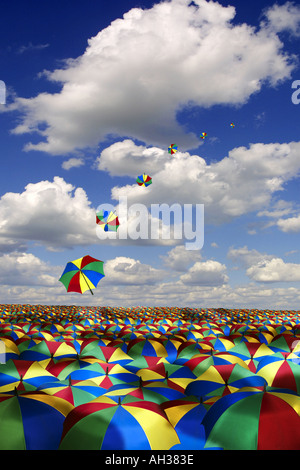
[136,173,152,187]
[136,362,197,393]
[59,255,105,295]
[37,376,106,406]
[168,144,178,155]
[256,354,300,393]
[127,338,169,359]
[96,210,120,232]
[61,362,139,389]
[203,387,300,450]
[183,351,249,376]
[19,340,77,362]
[200,132,207,139]
[59,395,180,450]
[230,122,235,128]
[185,364,267,398]
[105,378,186,404]
[0,359,57,393]
[0,390,73,449]
[162,397,211,450]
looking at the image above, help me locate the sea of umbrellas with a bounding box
[0,304,300,450]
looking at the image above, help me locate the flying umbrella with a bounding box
[202,387,300,450]
[96,210,120,232]
[59,395,180,450]
[230,122,235,128]
[0,390,73,449]
[168,144,178,155]
[59,255,105,295]
[136,173,152,187]
[200,132,207,139]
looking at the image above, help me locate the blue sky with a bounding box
[1,0,300,308]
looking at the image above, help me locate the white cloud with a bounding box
[17,42,50,54]
[102,256,166,285]
[6,0,297,155]
[62,158,85,170]
[0,252,59,286]
[160,245,202,272]
[227,246,274,268]
[0,177,96,251]
[180,260,228,286]
[106,139,300,225]
[277,214,300,232]
[246,257,300,282]
[261,2,300,37]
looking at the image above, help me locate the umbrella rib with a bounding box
[81,270,94,295]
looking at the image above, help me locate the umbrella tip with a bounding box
[118,397,121,405]
[14,386,18,396]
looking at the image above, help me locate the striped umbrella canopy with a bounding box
[59,395,180,450]
[79,343,132,365]
[0,337,20,360]
[228,342,276,372]
[136,173,152,187]
[256,353,300,393]
[0,359,57,393]
[96,210,120,232]
[61,362,140,389]
[37,376,106,406]
[162,397,213,450]
[0,390,73,449]
[127,338,169,359]
[185,364,267,398]
[202,387,300,450]
[104,377,186,404]
[136,363,197,393]
[183,351,249,377]
[125,355,170,374]
[59,255,105,295]
[19,340,77,362]
[168,144,178,155]
[47,355,115,380]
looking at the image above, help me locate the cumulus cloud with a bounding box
[227,246,275,268]
[102,256,166,285]
[0,177,96,251]
[277,214,300,232]
[246,257,300,282]
[160,245,202,271]
[6,0,297,155]
[104,139,300,225]
[62,158,85,170]
[261,2,300,37]
[0,252,59,286]
[180,260,229,286]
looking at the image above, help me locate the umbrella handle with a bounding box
[81,271,94,295]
